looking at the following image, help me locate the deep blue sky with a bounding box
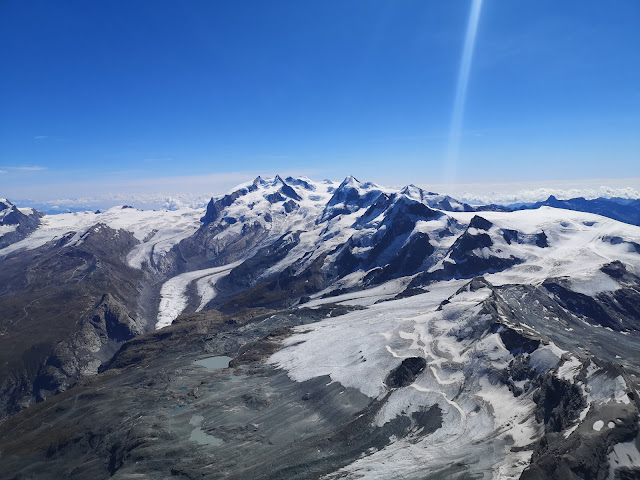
[1,0,639,201]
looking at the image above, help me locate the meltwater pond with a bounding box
[193,356,232,369]
[189,415,223,446]
[189,427,223,446]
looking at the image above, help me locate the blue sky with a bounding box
[1,0,639,205]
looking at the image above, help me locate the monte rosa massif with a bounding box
[1,176,639,479]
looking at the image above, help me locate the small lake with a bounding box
[193,355,232,370]
[189,414,223,446]
[189,427,223,446]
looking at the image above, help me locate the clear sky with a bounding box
[1,0,639,206]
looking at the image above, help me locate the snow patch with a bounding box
[557,356,582,382]
[608,441,640,479]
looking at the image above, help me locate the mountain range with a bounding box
[514,195,640,227]
[1,176,639,479]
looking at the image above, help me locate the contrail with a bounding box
[445,0,483,186]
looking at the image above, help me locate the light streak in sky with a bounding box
[445,0,483,185]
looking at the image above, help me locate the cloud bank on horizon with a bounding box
[456,185,640,206]
[6,175,640,214]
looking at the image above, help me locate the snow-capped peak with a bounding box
[340,175,361,188]
[285,176,316,191]
[400,184,424,201]
[0,198,14,211]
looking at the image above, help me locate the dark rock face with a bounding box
[522,402,639,480]
[502,354,538,396]
[333,244,360,279]
[265,192,286,204]
[219,253,329,311]
[501,227,549,248]
[219,231,302,293]
[366,216,419,266]
[283,199,298,213]
[493,324,541,355]
[367,232,435,284]
[543,278,640,332]
[468,215,493,230]
[0,201,43,249]
[533,375,586,433]
[276,177,302,201]
[601,260,627,278]
[544,279,616,327]
[95,293,142,343]
[451,231,493,257]
[603,235,640,254]
[445,230,521,279]
[408,225,525,288]
[201,189,247,226]
[385,357,427,388]
[0,224,145,419]
[502,228,519,244]
[536,232,549,247]
[389,195,441,221]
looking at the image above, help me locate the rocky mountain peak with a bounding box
[0,198,13,211]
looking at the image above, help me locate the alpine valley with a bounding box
[1,175,640,480]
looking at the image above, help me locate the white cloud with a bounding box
[21,192,214,213]
[0,170,7,174]
[456,186,640,205]
[15,166,47,171]
[0,165,48,172]
[414,177,640,205]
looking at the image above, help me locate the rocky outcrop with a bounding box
[385,357,427,388]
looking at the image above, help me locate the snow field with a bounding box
[269,281,548,479]
[0,206,202,269]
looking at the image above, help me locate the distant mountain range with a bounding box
[1,177,640,479]
[512,195,640,226]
